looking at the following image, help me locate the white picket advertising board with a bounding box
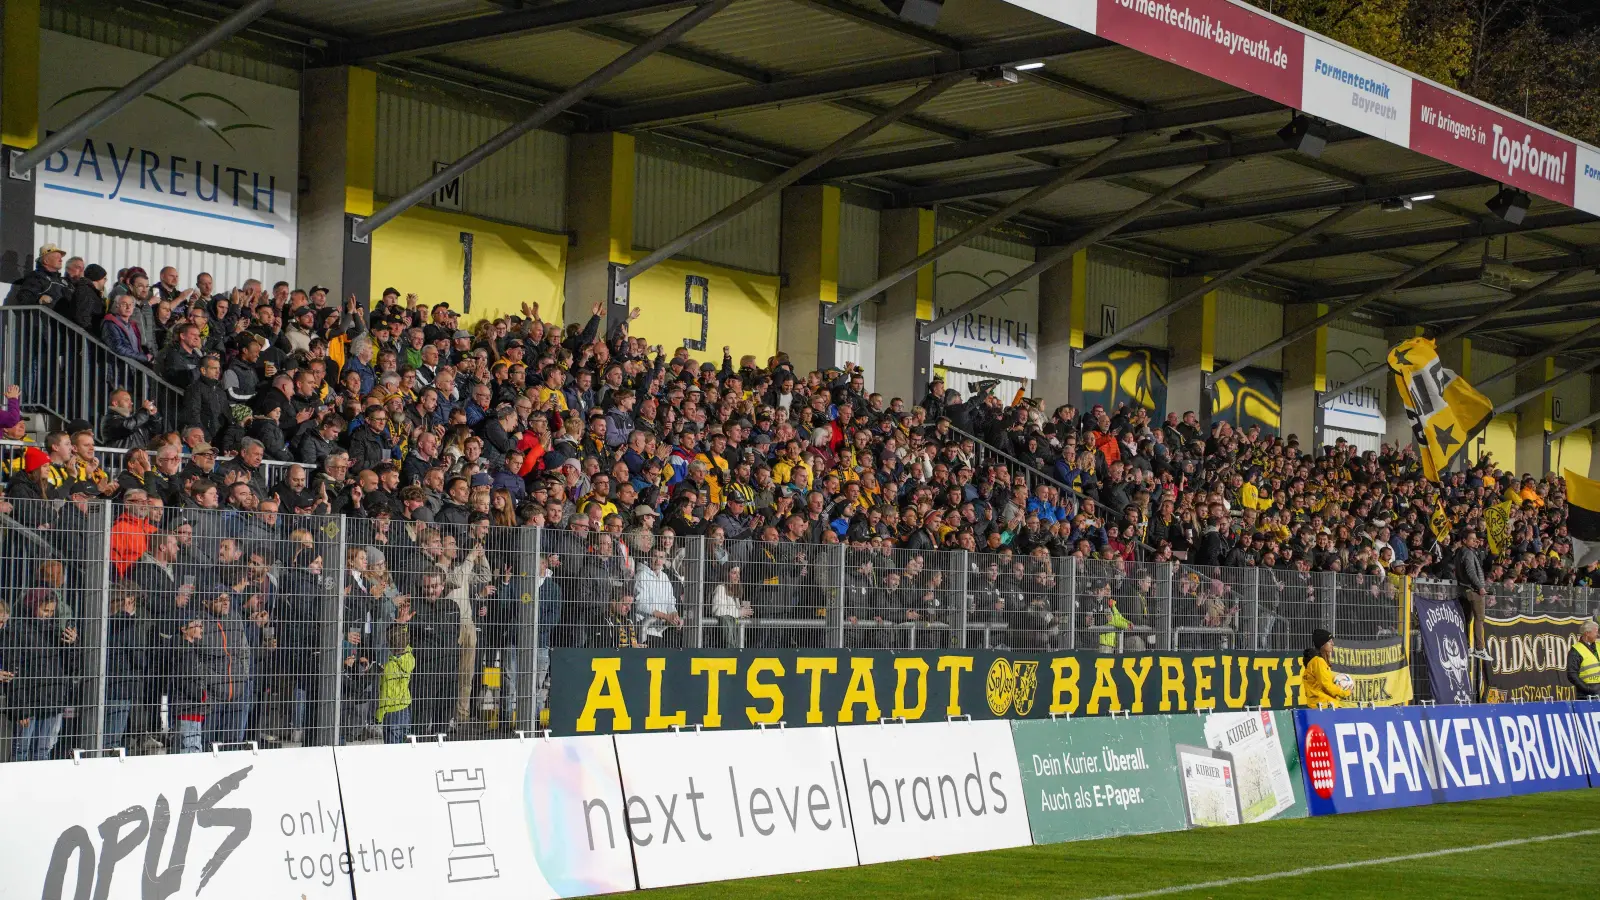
[335,736,637,899]
[0,747,350,900]
[613,726,860,888]
[835,720,1032,865]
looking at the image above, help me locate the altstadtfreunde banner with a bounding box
[1327,636,1413,705]
[1483,615,1591,703]
[547,649,1306,735]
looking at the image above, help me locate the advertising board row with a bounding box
[1003,0,1600,216]
[0,699,1593,899]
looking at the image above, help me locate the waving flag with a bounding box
[1387,337,1492,482]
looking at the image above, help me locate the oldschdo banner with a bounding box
[0,747,350,900]
[334,737,637,899]
[836,720,1032,865]
[1415,593,1476,704]
[1483,615,1591,703]
[612,726,859,888]
[1296,702,1593,816]
[549,649,1306,735]
[1011,715,1186,842]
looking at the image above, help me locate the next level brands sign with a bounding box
[35,30,299,259]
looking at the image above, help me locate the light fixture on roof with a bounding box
[1486,186,1531,225]
[1015,61,1047,71]
[973,66,1020,87]
[1277,114,1330,159]
[1409,194,1436,202]
[1380,197,1413,212]
[1169,128,1204,144]
[880,0,944,27]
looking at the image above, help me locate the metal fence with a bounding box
[0,496,1591,763]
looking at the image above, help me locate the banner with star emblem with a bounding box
[1387,337,1493,482]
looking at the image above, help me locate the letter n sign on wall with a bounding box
[432,162,463,211]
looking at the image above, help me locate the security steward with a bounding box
[1568,619,1600,698]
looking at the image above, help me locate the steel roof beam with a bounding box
[1302,249,1600,302]
[1473,302,1600,332]
[814,95,1279,179]
[1188,209,1596,272]
[1076,204,1365,364]
[618,72,965,283]
[897,129,1361,205]
[1050,171,1492,246]
[1492,357,1600,416]
[785,0,960,50]
[1317,269,1588,408]
[595,31,1111,129]
[1407,281,1593,325]
[1206,241,1475,389]
[331,0,701,63]
[356,0,732,238]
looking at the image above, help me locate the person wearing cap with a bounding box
[1300,628,1351,708]
[8,242,69,307]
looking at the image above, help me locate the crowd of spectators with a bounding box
[0,243,1593,760]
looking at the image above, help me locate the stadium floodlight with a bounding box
[1486,186,1531,225]
[880,0,944,27]
[1410,194,1436,202]
[974,66,1020,86]
[1015,61,1047,70]
[1277,114,1330,159]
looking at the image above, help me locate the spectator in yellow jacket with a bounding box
[1301,628,1351,708]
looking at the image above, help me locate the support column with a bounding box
[296,65,376,306]
[1281,303,1326,449]
[1437,336,1470,381]
[564,132,635,331]
[1037,247,1087,413]
[778,184,840,374]
[0,0,40,287]
[1382,326,1422,450]
[1514,357,1553,478]
[1167,276,1216,426]
[876,207,934,407]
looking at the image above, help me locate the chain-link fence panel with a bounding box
[1333,571,1404,641]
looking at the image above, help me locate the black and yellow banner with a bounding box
[1483,499,1513,556]
[1328,636,1413,705]
[1388,337,1492,482]
[1563,468,1600,542]
[1483,615,1590,703]
[548,649,1306,735]
[1429,506,1452,544]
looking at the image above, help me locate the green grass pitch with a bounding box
[650,790,1600,899]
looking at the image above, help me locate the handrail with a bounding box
[0,304,185,430]
[947,422,1162,557]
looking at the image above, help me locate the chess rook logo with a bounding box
[435,768,500,883]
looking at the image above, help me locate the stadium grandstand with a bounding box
[0,0,1598,771]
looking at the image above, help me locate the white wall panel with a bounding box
[938,365,1028,405]
[376,85,567,234]
[634,152,780,274]
[43,1,300,87]
[1084,249,1168,349]
[839,202,879,290]
[1552,366,1591,426]
[36,221,290,294]
[1214,286,1284,371]
[1322,427,1381,454]
[834,301,876,392]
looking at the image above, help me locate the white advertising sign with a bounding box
[932,245,1039,381]
[1578,144,1600,218]
[994,0,1096,33]
[1300,36,1412,147]
[36,30,299,258]
[1324,329,1388,435]
[0,747,350,900]
[835,720,1032,865]
[335,737,637,899]
[613,726,859,888]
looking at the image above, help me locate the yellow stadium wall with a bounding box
[1471,413,1518,473]
[370,205,568,329]
[625,258,779,364]
[1552,430,1592,481]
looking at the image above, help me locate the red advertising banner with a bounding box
[1095,0,1302,108]
[1410,81,1576,207]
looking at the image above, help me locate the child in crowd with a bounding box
[377,624,414,744]
[173,617,208,753]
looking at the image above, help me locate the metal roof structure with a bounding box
[139,0,1600,364]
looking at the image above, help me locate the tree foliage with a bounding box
[1245,0,1600,144]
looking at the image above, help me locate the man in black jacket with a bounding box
[346,405,392,474]
[56,263,107,333]
[157,323,207,389]
[177,355,229,441]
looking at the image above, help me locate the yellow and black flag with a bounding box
[1563,469,1600,541]
[1483,499,1513,556]
[1388,337,1493,482]
[1429,505,1452,544]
